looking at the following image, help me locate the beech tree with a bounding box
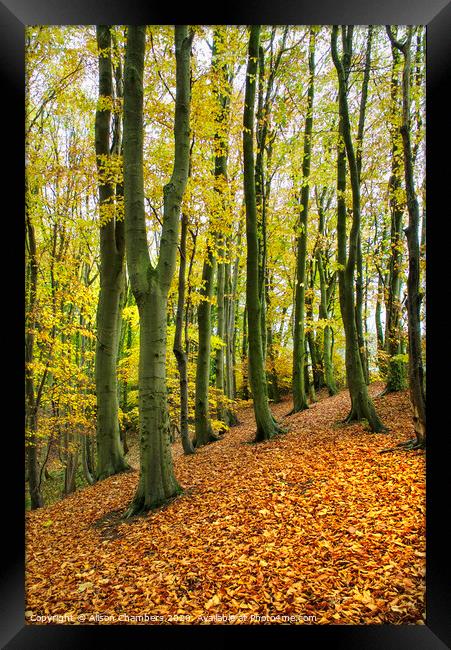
[25,184,43,509]
[386,26,425,448]
[383,30,406,393]
[292,28,316,413]
[212,27,236,427]
[354,25,373,386]
[123,25,193,514]
[94,25,129,480]
[315,187,338,396]
[194,237,217,446]
[24,26,426,508]
[331,25,385,432]
[173,198,196,455]
[243,25,285,442]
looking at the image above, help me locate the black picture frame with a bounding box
[2,0,450,647]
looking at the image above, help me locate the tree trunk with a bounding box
[173,213,195,455]
[223,252,239,424]
[81,434,95,485]
[386,27,425,447]
[25,186,43,509]
[224,244,239,418]
[354,26,373,386]
[306,259,324,392]
[375,272,385,352]
[194,245,217,446]
[243,26,284,442]
[331,26,385,432]
[266,278,280,403]
[385,37,404,361]
[241,300,249,400]
[95,25,129,480]
[123,25,192,515]
[215,248,226,419]
[211,28,234,425]
[255,44,267,364]
[292,28,316,412]
[316,189,337,396]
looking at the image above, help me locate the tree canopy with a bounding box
[25,24,426,627]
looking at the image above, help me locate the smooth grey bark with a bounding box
[123,25,193,515]
[172,136,195,456]
[194,243,218,447]
[266,272,281,403]
[255,27,288,365]
[263,134,281,403]
[81,433,95,486]
[63,430,78,496]
[79,269,95,486]
[386,26,425,448]
[354,25,373,385]
[241,299,249,400]
[375,271,385,352]
[59,302,80,496]
[292,28,316,413]
[173,212,195,455]
[306,258,324,392]
[215,248,226,416]
[331,25,385,433]
[315,187,338,396]
[385,34,404,361]
[212,27,235,426]
[243,25,285,441]
[224,261,234,398]
[224,237,240,413]
[118,283,133,415]
[95,25,129,480]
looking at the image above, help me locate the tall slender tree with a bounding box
[123,25,193,515]
[292,28,316,413]
[243,25,285,441]
[315,187,338,396]
[354,25,373,386]
[194,239,217,447]
[173,208,195,455]
[212,27,236,426]
[255,27,288,363]
[331,25,385,432]
[94,25,129,480]
[386,26,425,448]
[25,185,44,509]
[385,31,404,360]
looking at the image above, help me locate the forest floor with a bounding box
[25,382,425,625]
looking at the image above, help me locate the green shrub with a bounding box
[386,354,408,392]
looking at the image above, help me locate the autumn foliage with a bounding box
[26,384,425,625]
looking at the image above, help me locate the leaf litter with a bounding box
[25,383,425,625]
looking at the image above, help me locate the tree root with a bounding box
[253,420,288,443]
[286,404,308,417]
[340,406,388,433]
[96,463,132,483]
[124,487,183,519]
[379,438,425,453]
[274,423,288,436]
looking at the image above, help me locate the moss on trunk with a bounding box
[123,26,193,516]
[243,26,285,442]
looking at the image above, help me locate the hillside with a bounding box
[25,383,425,626]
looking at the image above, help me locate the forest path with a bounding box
[26,383,425,625]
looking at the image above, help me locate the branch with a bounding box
[145,197,163,227]
[149,30,176,102]
[385,25,409,53]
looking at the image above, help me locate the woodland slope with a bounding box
[26,384,425,625]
